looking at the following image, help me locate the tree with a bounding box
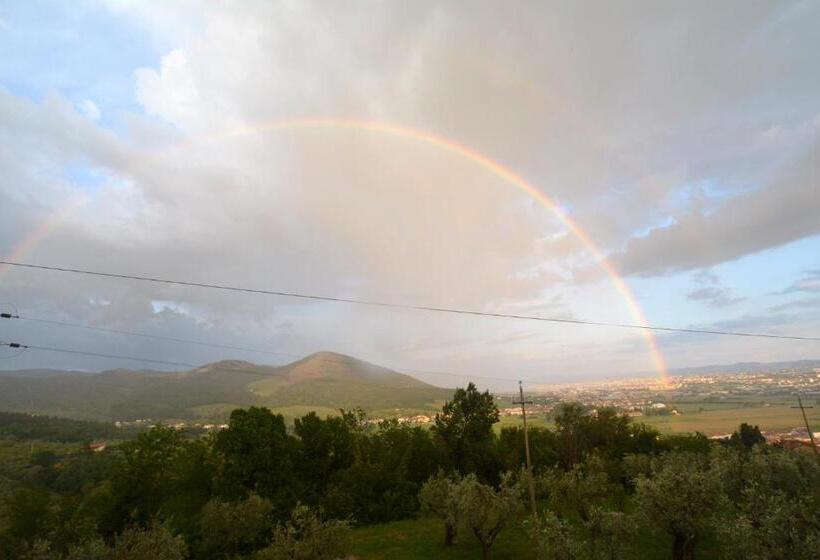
[31,450,58,469]
[419,471,461,546]
[6,488,52,544]
[255,504,350,560]
[729,423,765,450]
[199,494,273,558]
[544,456,616,523]
[454,472,524,560]
[111,520,187,560]
[527,511,578,560]
[712,445,820,559]
[529,508,633,560]
[215,407,298,514]
[107,426,187,531]
[634,453,725,560]
[433,383,500,481]
[498,426,559,474]
[583,507,634,560]
[552,403,589,468]
[293,412,354,504]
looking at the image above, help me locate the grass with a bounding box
[349,516,536,560]
[348,515,690,560]
[269,405,340,419]
[494,403,820,436]
[640,405,820,435]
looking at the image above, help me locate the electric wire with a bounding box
[1,312,523,383]
[2,260,818,341]
[0,341,197,368]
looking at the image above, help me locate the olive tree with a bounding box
[712,446,820,560]
[419,470,461,546]
[528,502,634,559]
[454,472,524,560]
[634,453,724,560]
[255,504,350,560]
[112,521,188,560]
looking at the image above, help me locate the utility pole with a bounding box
[792,394,819,464]
[514,380,537,517]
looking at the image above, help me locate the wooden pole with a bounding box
[793,394,819,464]
[514,380,537,517]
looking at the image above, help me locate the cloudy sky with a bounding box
[0,0,818,387]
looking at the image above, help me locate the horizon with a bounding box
[2,349,818,394]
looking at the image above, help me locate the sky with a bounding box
[0,0,818,388]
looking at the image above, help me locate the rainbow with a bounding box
[1,118,670,384]
[0,197,87,280]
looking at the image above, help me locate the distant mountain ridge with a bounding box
[668,359,820,377]
[0,352,453,422]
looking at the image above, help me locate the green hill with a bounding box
[0,352,452,422]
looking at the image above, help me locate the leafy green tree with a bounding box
[583,506,635,560]
[111,520,187,560]
[6,488,52,544]
[433,383,500,481]
[161,437,218,539]
[717,489,820,560]
[529,506,634,560]
[498,426,559,474]
[527,511,578,560]
[729,423,765,450]
[454,472,524,560]
[552,403,589,468]
[199,494,273,558]
[544,456,616,523]
[105,426,187,533]
[293,412,354,504]
[64,538,109,560]
[18,540,52,560]
[255,504,350,560]
[662,432,712,454]
[712,445,820,559]
[31,450,58,469]
[419,470,461,546]
[320,418,438,524]
[552,405,647,468]
[634,453,725,560]
[215,407,298,514]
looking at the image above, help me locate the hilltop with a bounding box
[0,352,452,422]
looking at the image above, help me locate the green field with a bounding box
[349,515,684,560]
[640,404,820,435]
[349,517,536,560]
[494,403,820,436]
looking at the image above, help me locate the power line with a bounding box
[1,312,521,384]
[0,341,197,368]
[15,315,299,358]
[2,260,818,342]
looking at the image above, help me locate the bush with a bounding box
[112,521,187,560]
[254,505,349,560]
[198,494,273,558]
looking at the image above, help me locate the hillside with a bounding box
[0,352,452,422]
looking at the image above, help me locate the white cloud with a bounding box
[3,1,820,378]
[77,99,101,121]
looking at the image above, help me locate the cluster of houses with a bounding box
[708,427,820,450]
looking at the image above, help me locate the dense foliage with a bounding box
[0,384,818,559]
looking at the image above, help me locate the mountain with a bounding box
[0,352,453,422]
[668,359,820,377]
